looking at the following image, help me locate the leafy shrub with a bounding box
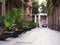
[0,15,4,27]
[16,19,36,29]
[4,8,22,29]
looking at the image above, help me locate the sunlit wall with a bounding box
[39,0,46,5]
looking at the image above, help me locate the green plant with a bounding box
[32,1,39,14]
[46,0,53,16]
[41,2,47,13]
[4,8,22,29]
[16,19,36,29]
[0,15,4,26]
[26,21,36,27]
[15,19,27,29]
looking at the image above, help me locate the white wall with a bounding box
[34,13,47,27]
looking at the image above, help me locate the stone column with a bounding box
[38,14,41,27]
[34,15,37,23]
[2,0,5,15]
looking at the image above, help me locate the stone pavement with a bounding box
[0,28,60,45]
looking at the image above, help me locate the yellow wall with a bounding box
[34,0,39,1]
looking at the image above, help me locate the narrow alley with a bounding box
[0,28,60,45]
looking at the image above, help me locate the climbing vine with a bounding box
[32,1,39,14]
[46,0,53,16]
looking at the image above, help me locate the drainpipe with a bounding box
[34,15,37,23]
[2,0,5,15]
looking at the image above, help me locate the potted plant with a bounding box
[5,8,22,38]
[0,15,11,40]
[0,8,22,38]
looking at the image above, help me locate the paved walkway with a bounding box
[0,28,60,45]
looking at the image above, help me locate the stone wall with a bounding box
[48,1,60,31]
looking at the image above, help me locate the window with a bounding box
[24,0,29,2]
[41,15,46,20]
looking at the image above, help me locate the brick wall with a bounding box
[23,0,32,21]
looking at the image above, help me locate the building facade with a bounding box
[0,0,32,21]
[48,0,60,31]
[22,0,32,21]
[0,0,22,15]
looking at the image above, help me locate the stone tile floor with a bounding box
[0,28,60,45]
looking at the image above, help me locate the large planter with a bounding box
[0,32,8,40]
[23,26,33,31]
[2,31,18,38]
[6,31,18,38]
[11,31,18,38]
[15,30,24,35]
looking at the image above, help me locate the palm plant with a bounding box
[4,8,22,29]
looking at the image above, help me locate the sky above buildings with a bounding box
[33,0,46,6]
[39,0,46,5]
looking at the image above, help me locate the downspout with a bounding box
[2,0,6,15]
